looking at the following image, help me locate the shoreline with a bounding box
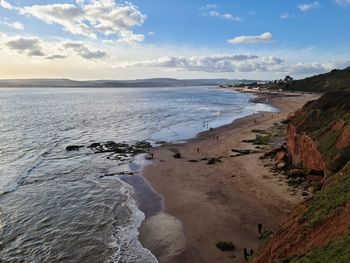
[139,91,320,263]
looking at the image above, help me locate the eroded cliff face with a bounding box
[252,91,350,263]
[287,125,326,174]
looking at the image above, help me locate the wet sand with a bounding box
[140,92,319,263]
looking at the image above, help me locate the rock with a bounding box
[155,140,167,144]
[301,191,309,196]
[287,125,325,174]
[276,162,286,169]
[88,142,101,148]
[173,152,181,159]
[145,153,154,160]
[207,158,221,165]
[187,160,198,162]
[216,241,235,251]
[135,140,152,149]
[287,169,305,178]
[275,151,286,162]
[66,145,84,151]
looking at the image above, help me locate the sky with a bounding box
[0,0,349,80]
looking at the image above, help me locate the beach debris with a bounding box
[216,241,235,251]
[66,145,84,151]
[200,157,208,161]
[251,129,270,134]
[242,134,270,145]
[173,152,181,159]
[231,149,260,157]
[154,140,167,144]
[207,157,221,165]
[145,153,154,160]
[187,159,199,162]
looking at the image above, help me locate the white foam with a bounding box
[108,179,158,263]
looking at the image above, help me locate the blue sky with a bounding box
[0,0,349,80]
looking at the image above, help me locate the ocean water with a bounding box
[0,87,276,263]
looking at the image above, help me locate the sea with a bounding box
[0,87,276,263]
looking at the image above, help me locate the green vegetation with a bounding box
[276,232,350,263]
[302,164,350,227]
[259,230,274,242]
[243,134,271,145]
[254,135,271,145]
[291,91,350,173]
[216,241,235,251]
[271,67,350,92]
[231,149,260,156]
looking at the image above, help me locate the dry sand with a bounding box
[140,92,319,263]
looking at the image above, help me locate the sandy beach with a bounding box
[140,91,319,263]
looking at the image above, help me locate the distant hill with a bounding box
[277,66,350,92]
[0,78,258,88]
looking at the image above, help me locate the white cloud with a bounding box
[298,1,320,12]
[280,13,291,19]
[19,0,146,42]
[0,0,12,10]
[335,0,350,6]
[199,4,217,10]
[0,32,107,60]
[125,54,284,73]
[227,32,273,44]
[291,61,350,74]
[0,21,24,30]
[200,4,241,21]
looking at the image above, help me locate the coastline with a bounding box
[139,91,320,263]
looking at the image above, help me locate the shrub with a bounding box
[216,241,235,251]
[253,135,270,145]
[173,152,181,158]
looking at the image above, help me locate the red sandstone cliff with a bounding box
[287,125,326,174]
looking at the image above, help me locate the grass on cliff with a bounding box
[275,231,350,263]
[302,163,350,227]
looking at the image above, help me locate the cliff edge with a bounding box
[252,91,350,263]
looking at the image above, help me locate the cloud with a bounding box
[46,54,66,60]
[291,60,350,75]
[5,37,45,57]
[200,4,241,21]
[19,0,146,42]
[126,54,284,73]
[0,0,12,9]
[63,42,107,59]
[199,4,217,10]
[335,0,350,6]
[280,13,291,19]
[298,1,320,12]
[0,21,24,30]
[0,32,108,60]
[227,32,273,44]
